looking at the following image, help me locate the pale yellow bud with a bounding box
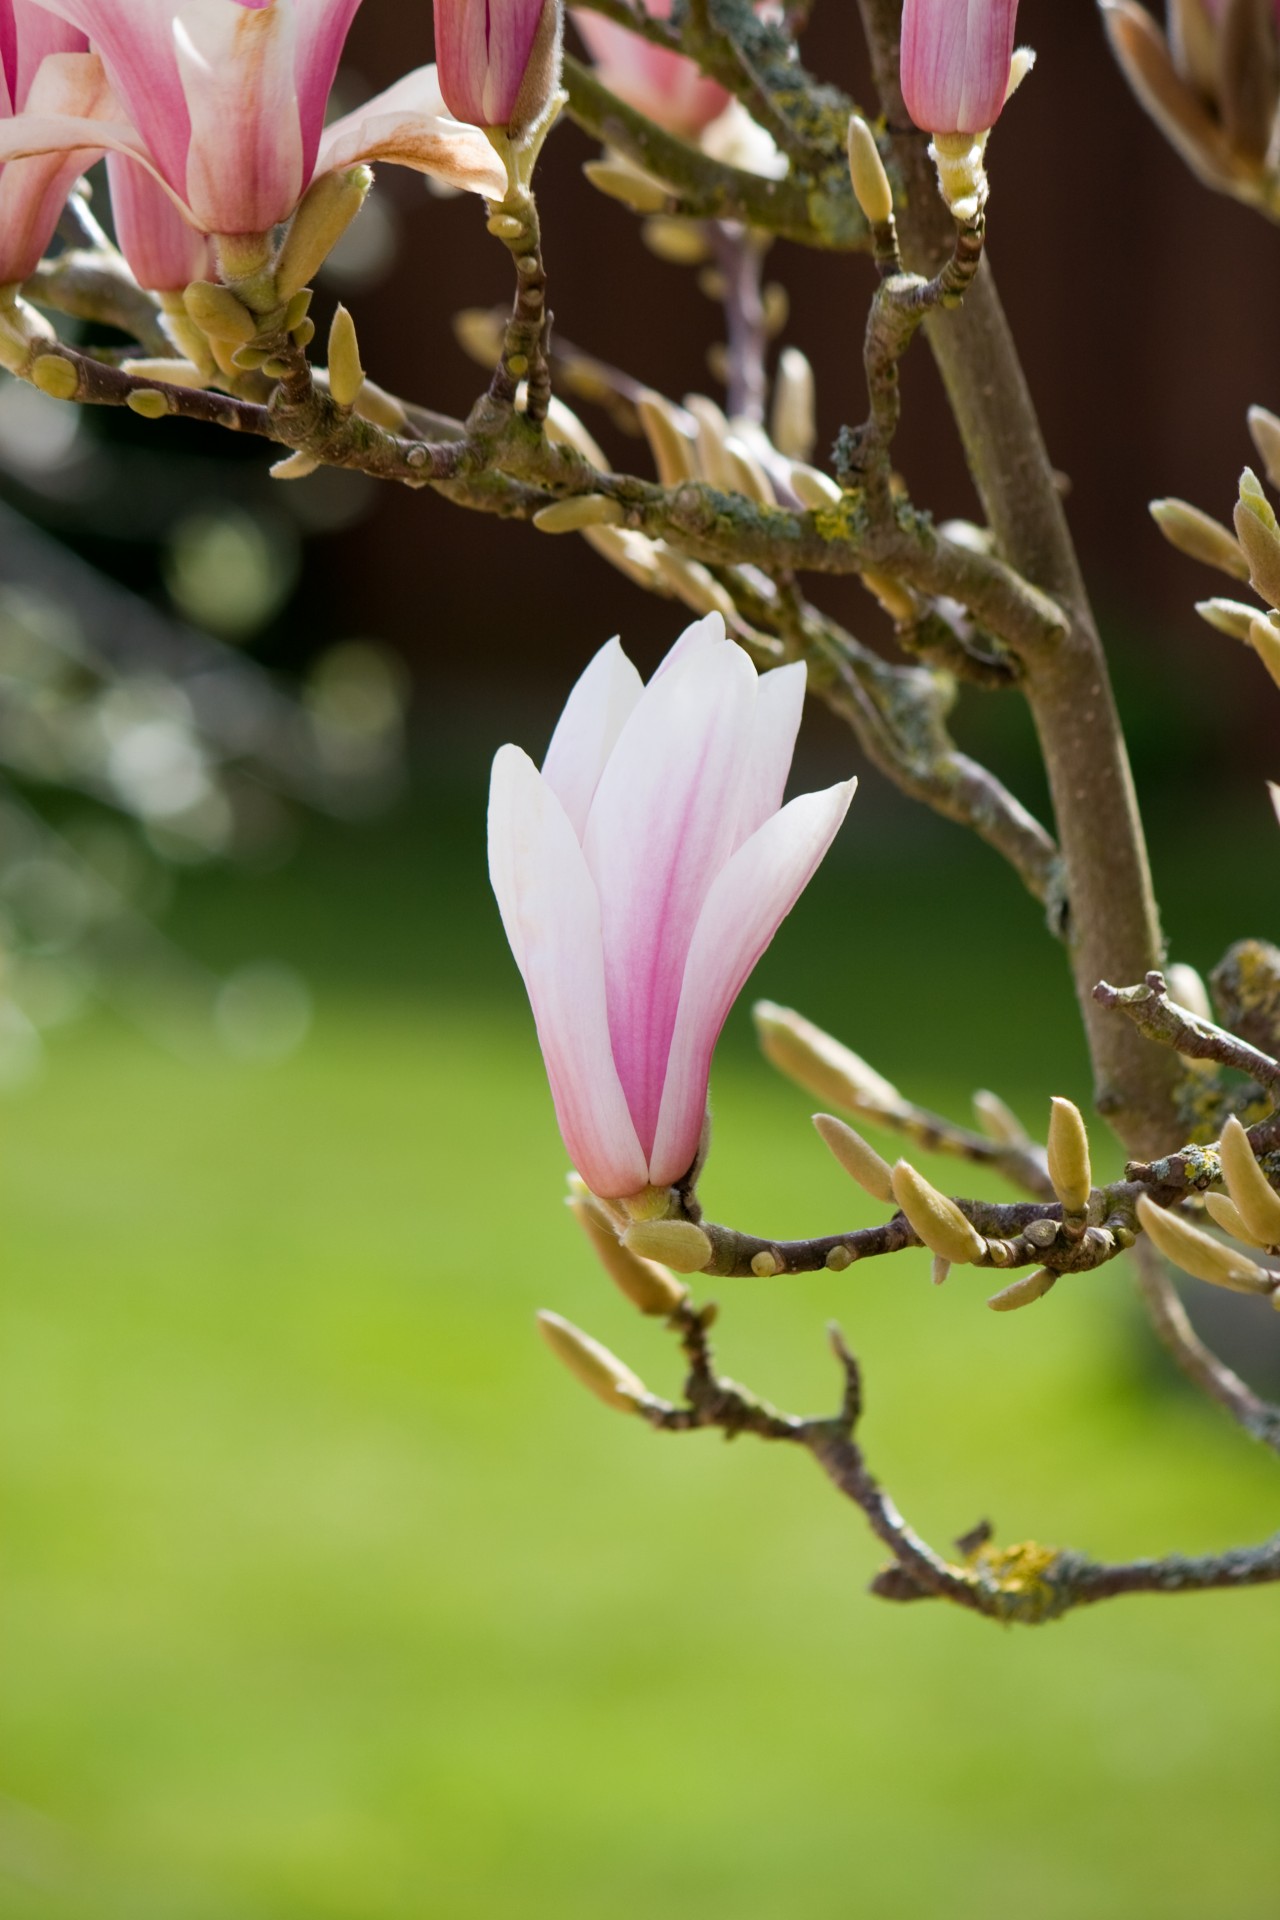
[621,1218,713,1274]
[1135,1193,1274,1294]
[1247,405,1280,491]
[684,393,735,491]
[353,378,409,434]
[988,1267,1057,1313]
[326,304,364,410]
[770,347,816,462]
[722,435,775,505]
[846,115,894,227]
[120,356,208,389]
[812,1113,895,1205]
[641,215,711,264]
[637,391,699,487]
[277,164,372,301]
[1218,1114,1280,1247]
[753,1001,903,1117]
[649,546,738,622]
[1234,468,1280,607]
[536,1310,648,1412]
[569,1192,689,1316]
[582,158,669,214]
[1247,613,1280,693]
[270,450,322,481]
[453,307,506,367]
[890,1160,986,1265]
[1164,963,1213,1023]
[927,131,987,223]
[1046,1097,1092,1214]
[534,493,626,533]
[931,1254,951,1287]
[583,525,662,588]
[788,462,843,511]
[183,280,257,345]
[1149,498,1249,579]
[545,396,609,472]
[1003,45,1037,103]
[1203,1191,1272,1251]
[1194,597,1260,642]
[972,1089,1030,1146]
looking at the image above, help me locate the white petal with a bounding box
[582,637,756,1157]
[488,744,647,1199]
[649,776,857,1188]
[733,658,806,847]
[649,609,725,681]
[540,635,643,842]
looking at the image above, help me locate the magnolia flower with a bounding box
[900,0,1020,135]
[434,0,562,135]
[488,614,856,1201]
[106,153,209,290]
[0,0,506,246]
[572,0,729,139]
[0,0,97,283]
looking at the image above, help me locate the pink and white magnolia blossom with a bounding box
[488,615,857,1201]
[0,0,506,244]
[434,0,560,134]
[900,0,1020,136]
[572,0,729,139]
[0,0,97,283]
[106,153,209,289]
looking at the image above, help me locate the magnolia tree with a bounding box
[6,0,1280,1625]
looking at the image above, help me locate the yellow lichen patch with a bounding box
[969,1540,1064,1623]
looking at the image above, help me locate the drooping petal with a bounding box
[33,0,193,191]
[489,743,648,1199]
[541,636,644,842]
[174,0,304,231]
[900,0,1020,135]
[733,659,806,848]
[106,149,210,288]
[583,636,756,1157]
[293,0,362,177]
[316,64,508,197]
[0,49,113,281]
[648,777,857,1187]
[571,6,729,138]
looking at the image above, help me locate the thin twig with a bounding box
[1130,1237,1280,1451]
[1096,971,1280,1101]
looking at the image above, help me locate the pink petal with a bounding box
[541,636,644,842]
[8,1,87,111]
[582,637,756,1158]
[733,659,805,848]
[106,149,210,288]
[900,0,1019,135]
[434,0,547,128]
[33,0,193,192]
[316,64,509,197]
[648,776,857,1187]
[0,49,114,279]
[489,744,648,1199]
[174,0,304,231]
[292,0,362,177]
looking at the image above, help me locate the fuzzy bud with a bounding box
[1218,1114,1280,1247]
[276,166,372,303]
[1234,466,1280,606]
[536,1310,648,1412]
[987,1267,1057,1312]
[326,305,364,410]
[846,115,894,225]
[754,1001,906,1118]
[1046,1096,1092,1214]
[1135,1193,1275,1294]
[621,1219,713,1274]
[569,1188,689,1315]
[890,1160,986,1265]
[1149,497,1250,578]
[813,1113,896,1205]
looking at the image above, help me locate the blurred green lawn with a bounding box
[3,777,1279,1919]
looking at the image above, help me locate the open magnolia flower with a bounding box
[0,0,506,252]
[488,614,856,1203]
